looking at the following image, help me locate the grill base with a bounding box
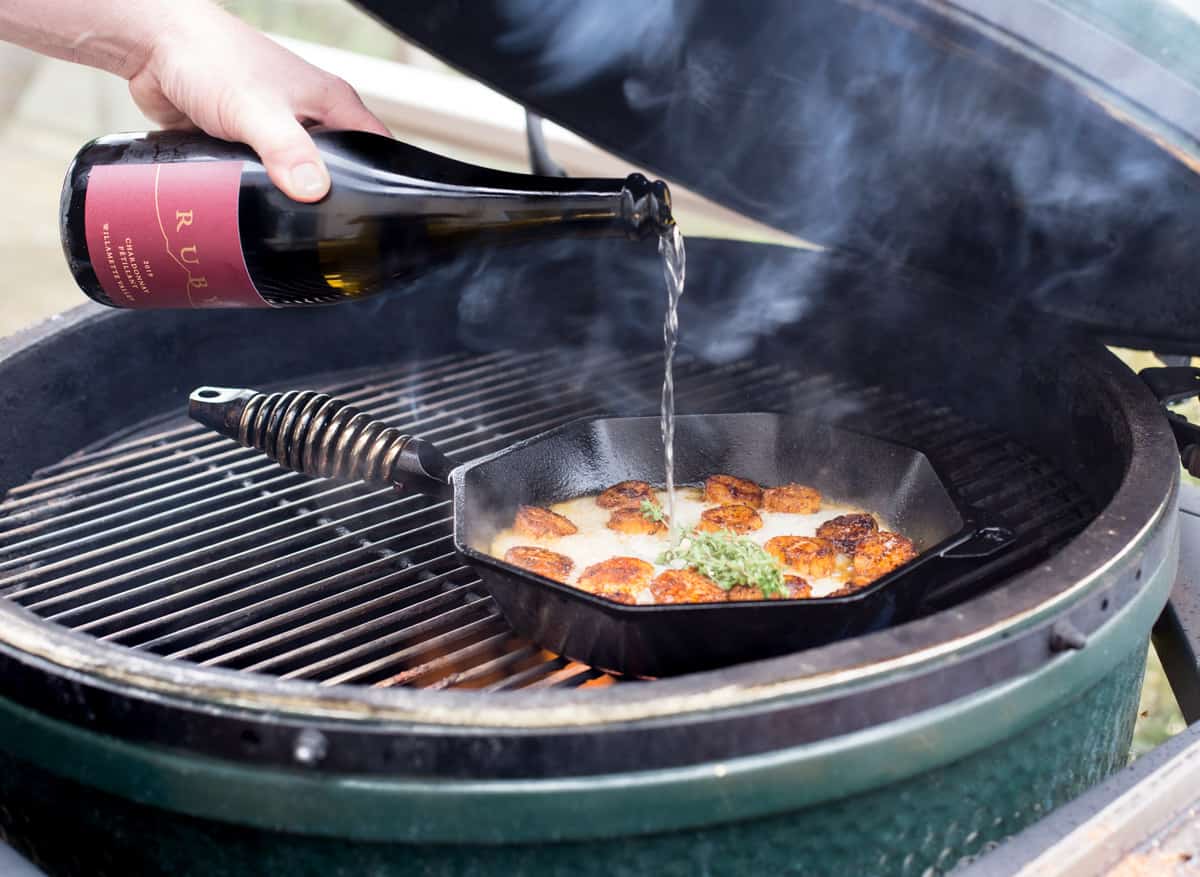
[0,642,1146,877]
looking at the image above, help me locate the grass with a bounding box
[1133,644,1186,757]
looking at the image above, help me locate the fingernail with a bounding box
[290,162,328,198]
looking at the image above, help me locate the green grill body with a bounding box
[0,549,1165,877]
[0,645,1148,876]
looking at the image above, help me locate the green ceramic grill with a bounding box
[4,0,1200,873]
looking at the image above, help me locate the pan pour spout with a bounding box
[188,386,455,495]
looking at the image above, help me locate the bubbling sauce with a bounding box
[490,485,900,605]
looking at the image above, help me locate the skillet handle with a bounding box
[188,386,456,495]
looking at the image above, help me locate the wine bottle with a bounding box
[59,130,673,309]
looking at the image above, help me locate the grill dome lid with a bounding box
[353,0,1200,351]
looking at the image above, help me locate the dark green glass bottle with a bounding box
[60,130,672,309]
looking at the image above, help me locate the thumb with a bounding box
[229,100,331,202]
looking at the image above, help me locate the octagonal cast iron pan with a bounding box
[189,386,1015,677]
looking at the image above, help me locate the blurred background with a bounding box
[0,0,1187,753]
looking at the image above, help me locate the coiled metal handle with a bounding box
[188,386,454,493]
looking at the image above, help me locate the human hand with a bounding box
[126,2,390,201]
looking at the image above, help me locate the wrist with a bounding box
[68,1,187,80]
[109,0,218,80]
[0,0,184,78]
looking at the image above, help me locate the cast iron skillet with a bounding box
[189,386,1013,677]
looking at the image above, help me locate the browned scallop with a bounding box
[503,546,574,583]
[726,585,768,602]
[703,474,764,508]
[697,503,764,535]
[602,590,638,605]
[762,483,822,514]
[764,535,837,578]
[606,506,668,536]
[597,480,656,510]
[816,513,879,554]
[513,505,578,539]
[651,568,726,604]
[785,575,813,599]
[827,581,868,598]
[727,576,810,602]
[851,531,917,584]
[578,556,656,603]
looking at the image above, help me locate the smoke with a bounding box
[480,0,1200,360]
[338,0,1200,455]
[497,0,697,92]
[682,253,819,364]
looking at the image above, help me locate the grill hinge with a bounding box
[1139,366,1200,478]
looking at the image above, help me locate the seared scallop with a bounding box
[577,556,656,604]
[816,513,878,554]
[606,506,668,536]
[703,474,764,508]
[851,531,917,584]
[651,568,726,604]
[503,546,574,583]
[764,535,837,578]
[762,483,822,514]
[697,503,763,535]
[597,480,656,510]
[726,585,767,602]
[513,505,578,539]
[726,576,810,602]
[827,581,867,598]
[785,575,813,599]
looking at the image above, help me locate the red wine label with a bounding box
[84,162,267,308]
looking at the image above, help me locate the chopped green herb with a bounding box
[640,499,666,523]
[658,529,786,598]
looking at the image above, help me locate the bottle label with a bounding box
[83,161,267,308]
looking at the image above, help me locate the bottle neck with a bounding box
[325,164,669,243]
[307,132,674,242]
[408,182,640,242]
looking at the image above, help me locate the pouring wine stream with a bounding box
[659,225,686,545]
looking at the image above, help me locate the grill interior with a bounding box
[0,349,1095,690]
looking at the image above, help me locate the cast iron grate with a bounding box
[0,349,1094,689]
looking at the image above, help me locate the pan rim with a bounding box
[452,411,973,613]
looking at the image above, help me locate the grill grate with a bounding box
[0,350,1094,689]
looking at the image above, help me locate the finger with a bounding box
[228,100,331,202]
[128,77,191,129]
[159,117,200,132]
[319,99,392,137]
[308,77,392,137]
